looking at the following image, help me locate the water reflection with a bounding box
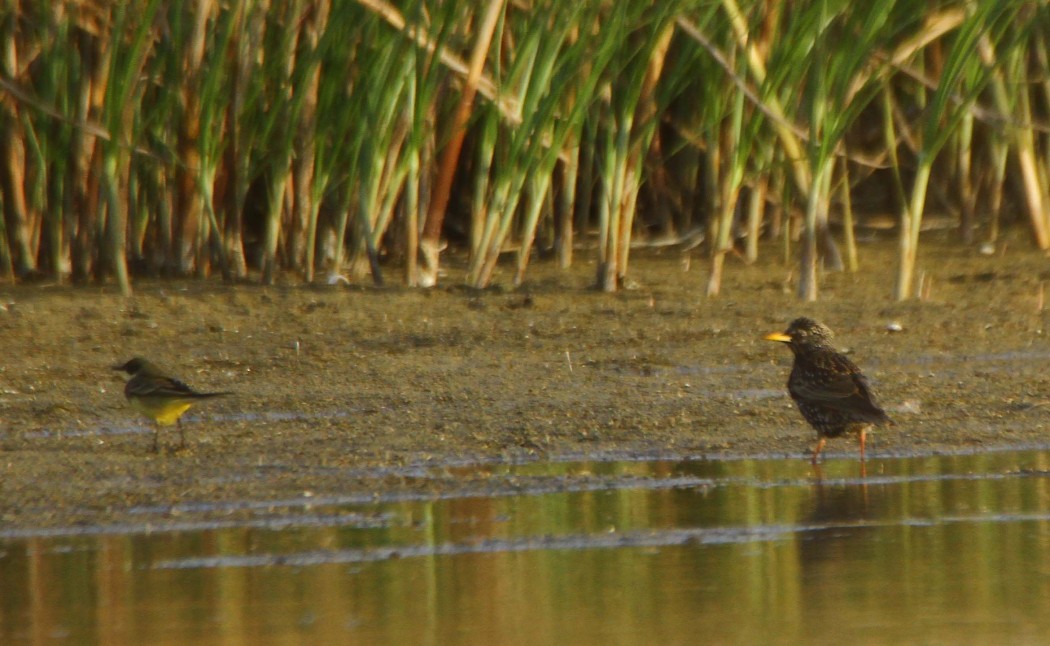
[3,452,1050,644]
[798,477,881,559]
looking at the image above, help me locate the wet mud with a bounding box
[2,231,1050,531]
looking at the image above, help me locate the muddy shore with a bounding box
[2,233,1050,532]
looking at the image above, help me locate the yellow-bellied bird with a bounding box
[113,357,230,452]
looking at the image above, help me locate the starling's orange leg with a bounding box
[859,428,867,462]
[811,438,827,465]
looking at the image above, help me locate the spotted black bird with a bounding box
[113,357,230,452]
[765,318,890,463]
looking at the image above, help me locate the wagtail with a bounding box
[113,357,230,451]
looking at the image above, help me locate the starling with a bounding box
[113,357,230,452]
[764,318,890,463]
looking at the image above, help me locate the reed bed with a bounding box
[0,0,1046,299]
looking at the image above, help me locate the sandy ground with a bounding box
[2,231,1050,532]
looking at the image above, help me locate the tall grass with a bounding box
[1,0,1047,300]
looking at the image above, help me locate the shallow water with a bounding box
[3,451,1050,645]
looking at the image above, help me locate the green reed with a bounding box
[1,0,1048,301]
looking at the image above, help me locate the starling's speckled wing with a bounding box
[789,350,890,424]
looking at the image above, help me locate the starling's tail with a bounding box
[871,410,893,426]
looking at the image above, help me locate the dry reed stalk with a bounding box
[292,0,330,281]
[418,0,505,287]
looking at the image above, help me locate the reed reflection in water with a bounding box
[2,451,1050,644]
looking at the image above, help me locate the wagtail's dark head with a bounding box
[113,357,151,375]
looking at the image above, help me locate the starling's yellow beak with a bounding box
[764,332,792,343]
